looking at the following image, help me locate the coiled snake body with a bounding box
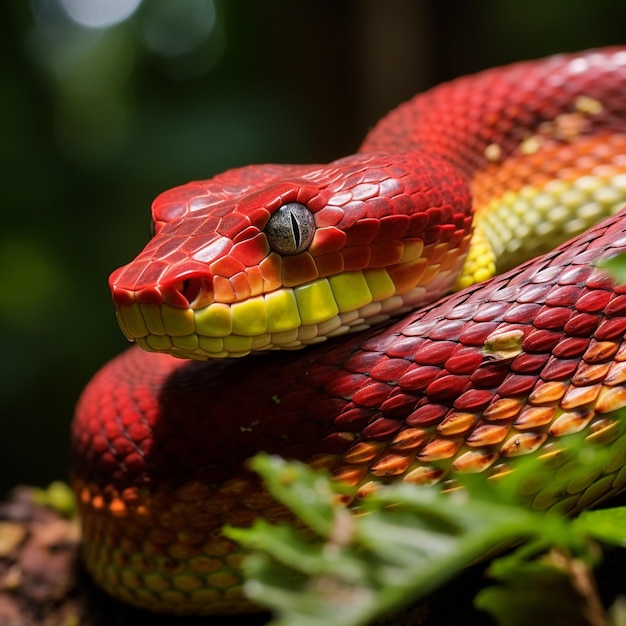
[73,48,626,614]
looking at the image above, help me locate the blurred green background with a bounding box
[2,0,626,497]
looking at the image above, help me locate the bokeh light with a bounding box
[59,0,141,29]
[138,0,216,58]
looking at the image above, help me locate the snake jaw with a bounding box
[112,241,473,360]
[112,260,470,359]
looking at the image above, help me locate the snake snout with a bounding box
[109,263,214,310]
[149,267,214,310]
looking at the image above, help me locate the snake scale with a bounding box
[73,47,626,614]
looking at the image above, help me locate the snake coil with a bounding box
[74,47,626,614]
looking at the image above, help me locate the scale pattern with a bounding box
[110,153,473,358]
[73,47,626,614]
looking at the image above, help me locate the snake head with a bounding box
[110,152,472,359]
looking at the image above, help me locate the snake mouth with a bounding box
[115,269,393,358]
[113,224,473,359]
[115,259,463,359]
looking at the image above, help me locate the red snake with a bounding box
[73,48,626,614]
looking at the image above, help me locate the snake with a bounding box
[73,47,626,615]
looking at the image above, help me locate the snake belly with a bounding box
[73,48,626,614]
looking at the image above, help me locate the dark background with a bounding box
[2,0,626,497]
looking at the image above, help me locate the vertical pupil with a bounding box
[290,211,301,248]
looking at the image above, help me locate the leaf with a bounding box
[575,507,626,547]
[476,549,609,626]
[224,454,581,626]
[598,253,626,285]
[225,429,626,626]
[244,453,355,538]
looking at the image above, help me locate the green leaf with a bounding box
[245,453,355,538]
[598,252,626,285]
[575,507,626,547]
[224,430,626,626]
[476,549,608,626]
[225,454,597,626]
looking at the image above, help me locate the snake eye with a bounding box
[264,202,315,255]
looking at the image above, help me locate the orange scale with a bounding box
[513,406,556,430]
[419,261,446,286]
[91,494,105,510]
[439,247,466,272]
[500,432,547,457]
[281,253,319,288]
[558,166,587,182]
[529,150,563,171]
[452,449,499,473]
[422,241,452,265]
[121,486,141,505]
[245,266,265,296]
[483,111,501,128]
[528,171,554,187]
[593,134,625,153]
[403,465,446,487]
[592,386,626,413]
[417,437,463,462]
[368,240,404,267]
[370,452,415,477]
[466,423,510,447]
[387,257,430,293]
[314,251,345,278]
[332,464,369,486]
[436,412,478,436]
[605,361,626,385]
[259,253,282,291]
[213,276,236,303]
[571,362,611,386]
[483,398,523,422]
[229,272,252,300]
[210,255,246,279]
[549,409,594,437]
[584,340,619,364]
[389,427,428,451]
[342,440,384,464]
[528,381,567,405]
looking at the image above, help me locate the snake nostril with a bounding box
[177,275,212,309]
[181,279,197,303]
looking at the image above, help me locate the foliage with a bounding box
[599,253,626,285]
[225,452,626,626]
